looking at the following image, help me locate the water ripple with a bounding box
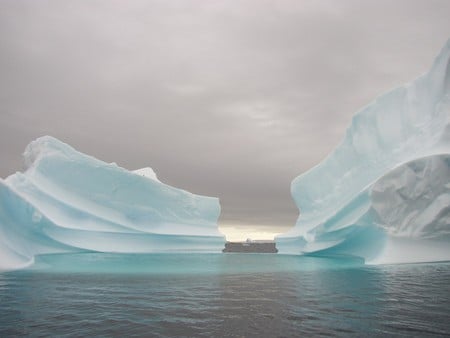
[0,257,449,337]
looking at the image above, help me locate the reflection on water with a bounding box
[0,254,449,337]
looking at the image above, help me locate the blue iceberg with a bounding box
[0,137,224,271]
[277,40,450,264]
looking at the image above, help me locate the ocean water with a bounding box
[0,253,449,337]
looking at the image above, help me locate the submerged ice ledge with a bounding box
[0,137,225,271]
[277,40,450,264]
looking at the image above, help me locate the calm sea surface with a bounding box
[0,253,449,337]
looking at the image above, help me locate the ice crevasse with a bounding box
[0,137,225,271]
[276,40,450,264]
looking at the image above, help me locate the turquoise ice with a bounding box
[277,40,450,264]
[0,137,224,271]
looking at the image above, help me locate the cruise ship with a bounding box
[222,239,278,253]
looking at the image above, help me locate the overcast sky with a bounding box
[1,0,449,238]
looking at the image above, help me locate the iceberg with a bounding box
[0,136,224,271]
[276,40,450,264]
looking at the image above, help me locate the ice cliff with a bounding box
[0,137,224,271]
[277,40,450,264]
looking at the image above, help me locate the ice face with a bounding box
[0,137,224,271]
[277,40,450,264]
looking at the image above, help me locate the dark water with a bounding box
[0,254,449,337]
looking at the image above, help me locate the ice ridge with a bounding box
[0,136,224,271]
[276,39,450,264]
